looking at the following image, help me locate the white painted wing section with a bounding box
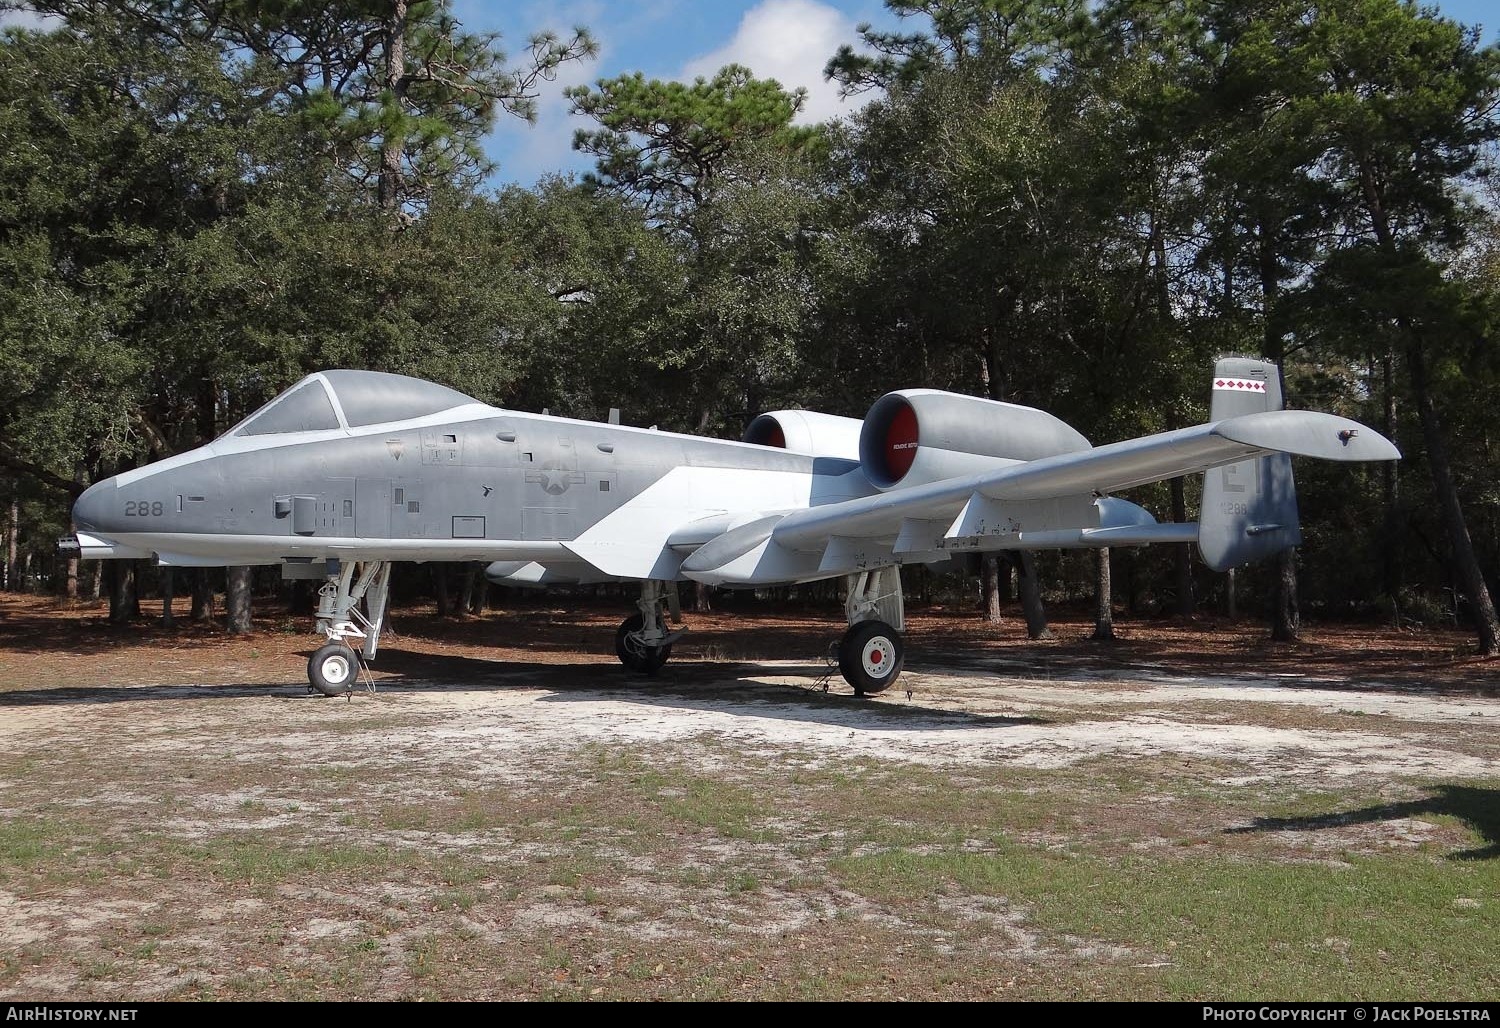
[772,410,1398,552]
[563,465,817,579]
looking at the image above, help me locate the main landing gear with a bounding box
[615,579,686,676]
[307,560,391,697]
[837,567,906,696]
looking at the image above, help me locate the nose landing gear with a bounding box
[306,560,391,697]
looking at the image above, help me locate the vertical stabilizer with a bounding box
[1198,357,1302,572]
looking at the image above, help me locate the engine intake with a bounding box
[859,389,1092,491]
[744,410,863,462]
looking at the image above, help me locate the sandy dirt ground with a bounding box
[1,594,1497,1000]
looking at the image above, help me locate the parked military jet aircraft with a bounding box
[62,357,1397,696]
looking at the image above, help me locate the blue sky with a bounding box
[469,0,1499,188]
[3,0,1494,187]
[468,0,902,186]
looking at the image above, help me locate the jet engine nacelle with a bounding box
[744,410,863,462]
[858,389,1093,491]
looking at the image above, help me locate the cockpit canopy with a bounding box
[232,370,481,436]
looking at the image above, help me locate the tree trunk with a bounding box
[1016,552,1051,640]
[67,464,86,600]
[107,561,139,623]
[977,350,1019,629]
[89,561,101,601]
[1355,162,1498,653]
[1225,568,1237,620]
[469,573,488,615]
[1271,548,1300,642]
[225,566,253,634]
[1408,342,1500,654]
[692,581,713,614]
[197,378,219,443]
[979,555,1002,624]
[191,568,214,621]
[459,562,476,616]
[377,0,410,211]
[1379,349,1402,602]
[434,564,451,617]
[1169,478,1195,616]
[5,495,16,592]
[1350,162,1500,648]
[160,566,176,627]
[1258,217,1300,642]
[1092,548,1115,641]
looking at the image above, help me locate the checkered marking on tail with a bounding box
[1213,378,1266,392]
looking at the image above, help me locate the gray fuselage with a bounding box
[71,405,871,568]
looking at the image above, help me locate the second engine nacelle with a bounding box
[859,389,1092,491]
[744,410,864,462]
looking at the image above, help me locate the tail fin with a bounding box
[1198,357,1302,572]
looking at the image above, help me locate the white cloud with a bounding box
[681,0,872,125]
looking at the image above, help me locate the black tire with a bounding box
[839,620,904,695]
[615,613,672,675]
[308,641,359,696]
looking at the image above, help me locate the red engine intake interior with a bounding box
[884,401,918,481]
[744,417,787,448]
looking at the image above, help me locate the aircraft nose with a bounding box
[72,478,116,532]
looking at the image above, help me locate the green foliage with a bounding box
[567,65,818,224]
[23,0,598,207]
[2,0,1498,627]
[565,65,828,434]
[825,0,1090,97]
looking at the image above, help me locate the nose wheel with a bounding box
[308,641,359,696]
[839,620,904,695]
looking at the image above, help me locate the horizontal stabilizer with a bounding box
[1214,410,1401,462]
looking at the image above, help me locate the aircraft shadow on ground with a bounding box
[0,682,307,706]
[369,650,1047,731]
[1224,785,1500,861]
[0,649,1048,731]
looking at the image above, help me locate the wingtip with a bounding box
[1214,411,1401,462]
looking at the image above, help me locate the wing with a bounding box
[682,410,1398,584]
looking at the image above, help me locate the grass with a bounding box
[0,818,71,869]
[181,837,417,884]
[3,674,1499,1001]
[831,840,1500,1000]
